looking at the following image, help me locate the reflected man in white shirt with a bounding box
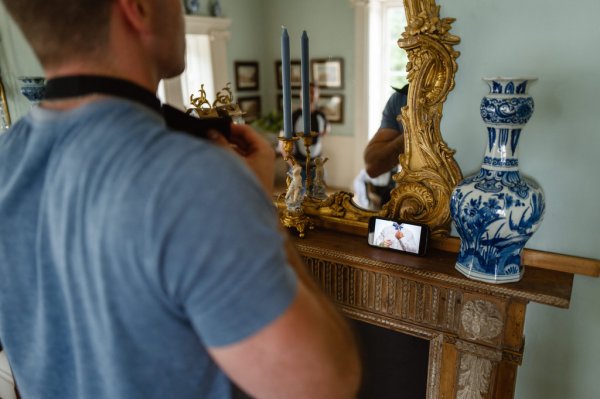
[376,222,418,253]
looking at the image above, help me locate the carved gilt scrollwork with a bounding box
[392,0,463,238]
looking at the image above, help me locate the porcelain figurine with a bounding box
[311,157,329,200]
[285,164,305,211]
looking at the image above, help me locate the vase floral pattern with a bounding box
[18,76,46,105]
[450,78,545,283]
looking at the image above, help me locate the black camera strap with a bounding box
[43,75,231,139]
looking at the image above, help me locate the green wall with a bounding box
[224,1,600,396]
[440,1,600,397]
[0,1,42,122]
[221,0,355,136]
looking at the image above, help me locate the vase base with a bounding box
[455,262,524,284]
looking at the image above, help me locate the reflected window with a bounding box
[386,6,408,90]
[158,34,214,108]
[158,15,230,111]
[181,34,215,107]
[368,1,408,138]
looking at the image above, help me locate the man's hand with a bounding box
[208,124,276,196]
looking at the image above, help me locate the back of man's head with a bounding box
[1,0,112,68]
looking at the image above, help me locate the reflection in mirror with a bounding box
[351,2,409,212]
[159,16,231,111]
[279,0,462,239]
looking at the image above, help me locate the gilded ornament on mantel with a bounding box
[275,0,462,238]
[391,0,463,238]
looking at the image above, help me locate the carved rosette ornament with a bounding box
[460,300,504,341]
[392,0,463,238]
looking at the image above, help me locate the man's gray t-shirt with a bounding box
[380,89,408,131]
[0,99,297,398]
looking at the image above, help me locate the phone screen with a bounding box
[367,217,429,256]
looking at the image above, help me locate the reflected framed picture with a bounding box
[311,58,344,89]
[0,77,11,130]
[277,94,301,114]
[238,96,261,123]
[317,94,344,124]
[275,60,302,89]
[234,61,259,91]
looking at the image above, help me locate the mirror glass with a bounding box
[248,1,409,212]
[269,0,461,236]
[345,3,408,212]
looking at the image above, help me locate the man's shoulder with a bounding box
[62,99,251,204]
[389,86,409,106]
[392,84,409,96]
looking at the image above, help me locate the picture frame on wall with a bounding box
[277,94,301,115]
[238,96,262,123]
[275,60,302,89]
[317,94,344,124]
[234,61,259,91]
[311,58,344,89]
[0,77,11,130]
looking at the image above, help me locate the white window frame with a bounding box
[160,15,231,110]
[350,0,407,172]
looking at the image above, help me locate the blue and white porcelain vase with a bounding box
[450,77,545,284]
[18,76,46,106]
[184,0,201,15]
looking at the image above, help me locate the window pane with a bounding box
[386,7,408,90]
[181,34,214,108]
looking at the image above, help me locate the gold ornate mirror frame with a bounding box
[276,0,462,239]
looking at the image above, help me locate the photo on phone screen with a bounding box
[367,217,429,256]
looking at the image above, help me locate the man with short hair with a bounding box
[0,1,361,398]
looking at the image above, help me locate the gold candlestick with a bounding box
[278,135,300,166]
[296,131,319,196]
[278,135,312,237]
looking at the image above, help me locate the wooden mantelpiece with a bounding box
[292,229,574,399]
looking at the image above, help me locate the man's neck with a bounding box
[41,94,107,111]
[41,62,158,111]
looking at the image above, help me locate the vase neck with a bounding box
[481,126,521,171]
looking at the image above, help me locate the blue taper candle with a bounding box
[301,31,310,135]
[281,27,292,138]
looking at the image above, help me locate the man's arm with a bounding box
[363,128,404,178]
[206,123,361,398]
[208,232,362,399]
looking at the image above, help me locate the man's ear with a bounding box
[115,0,152,33]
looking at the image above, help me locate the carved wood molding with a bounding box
[302,254,526,398]
[292,230,574,398]
[459,299,504,344]
[300,255,530,361]
[296,242,571,308]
